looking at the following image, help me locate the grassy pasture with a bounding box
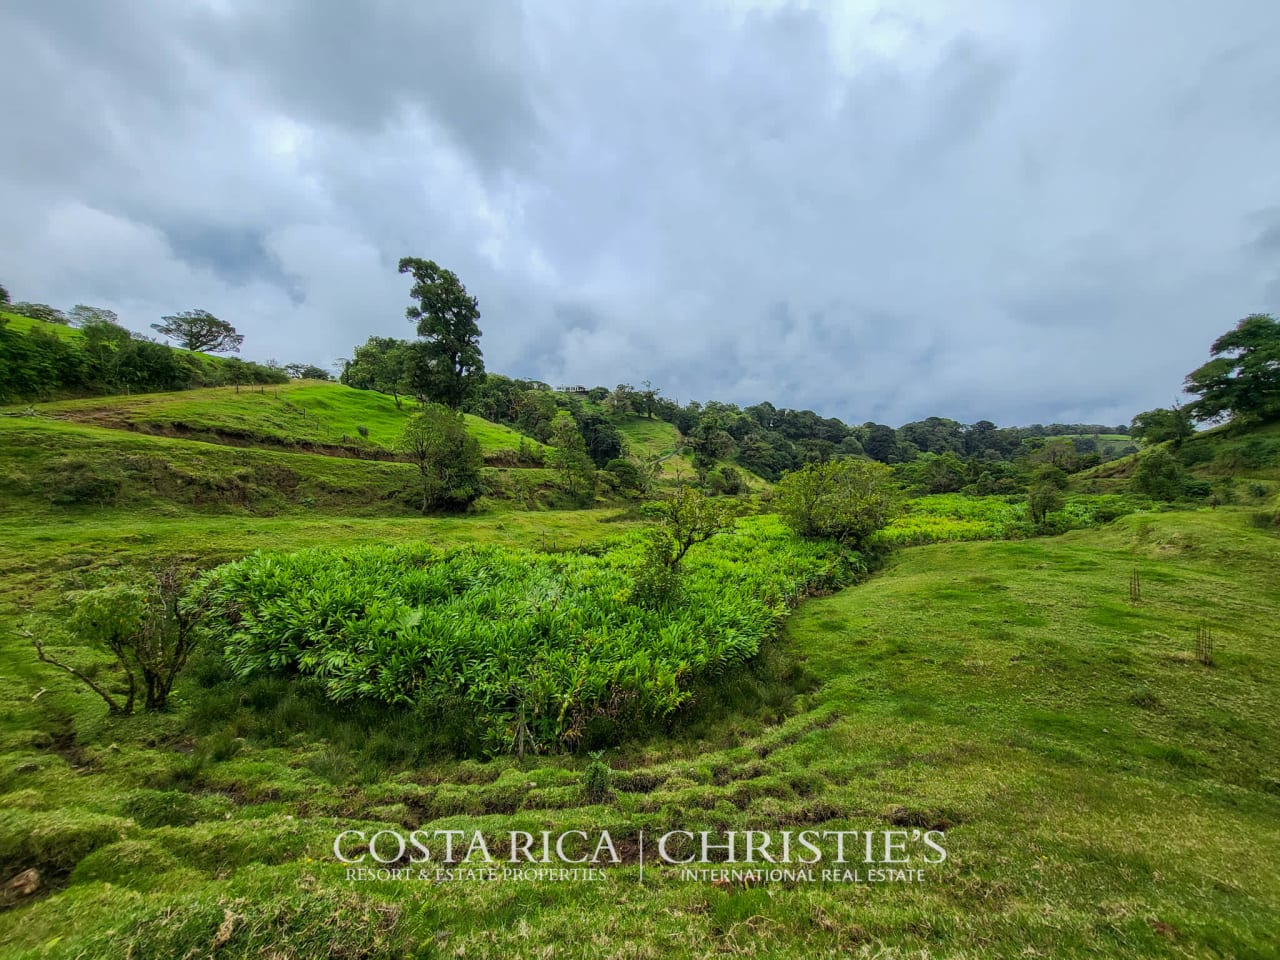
[0,501,1276,957]
[616,415,681,459]
[1077,420,1280,490]
[0,416,420,519]
[11,381,548,459]
[0,311,83,342]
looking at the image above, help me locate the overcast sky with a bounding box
[3,1,1278,426]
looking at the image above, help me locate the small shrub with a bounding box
[582,750,612,804]
[705,464,744,496]
[517,437,545,467]
[637,500,667,519]
[776,459,899,547]
[33,569,206,715]
[628,532,683,608]
[1183,478,1212,500]
[1132,448,1190,501]
[604,458,645,493]
[1178,443,1214,466]
[1027,483,1064,525]
[356,424,369,438]
[400,404,485,512]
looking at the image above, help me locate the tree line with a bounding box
[0,286,334,402]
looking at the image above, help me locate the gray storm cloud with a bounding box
[2,0,1278,426]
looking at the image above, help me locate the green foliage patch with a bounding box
[192,516,854,754]
[871,492,1151,546]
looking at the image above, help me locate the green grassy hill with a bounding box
[612,413,770,488]
[1074,419,1280,498]
[0,310,269,390]
[1176,419,1280,482]
[0,381,566,518]
[0,311,83,342]
[16,381,549,460]
[615,414,681,458]
[0,504,1275,956]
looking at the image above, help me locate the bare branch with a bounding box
[27,630,127,715]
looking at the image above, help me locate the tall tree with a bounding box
[151,309,243,353]
[341,336,415,407]
[862,423,899,463]
[397,257,484,408]
[1184,314,1280,424]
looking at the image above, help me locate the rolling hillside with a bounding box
[2,324,1275,956]
[0,382,567,517]
[18,381,549,460]
[613,413,771,488]
[0,310,273,392]
[1077,419,1280,493]
[0,311,83,342]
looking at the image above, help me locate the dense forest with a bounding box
[340,331,1132,495]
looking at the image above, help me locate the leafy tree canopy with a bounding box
[151,309,244,353]
[1184,313,1280,424]
[1131,447,1190,501]
[1130,406,1194,445]
[548,411,596,502]
[398,257,484,408]
[776,459,900,547]
[284,362,333,381]
[8,302,68,324]
[68,304,119,327]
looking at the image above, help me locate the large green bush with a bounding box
[775,458,900,547]
[1132,448,1191,501]
[191,516,854,754]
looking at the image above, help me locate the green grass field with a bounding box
[0,311,84,342]
[616,414,681,459]
[0,496,1276,956]
[13,382,548,459]
[613,414,771,489]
